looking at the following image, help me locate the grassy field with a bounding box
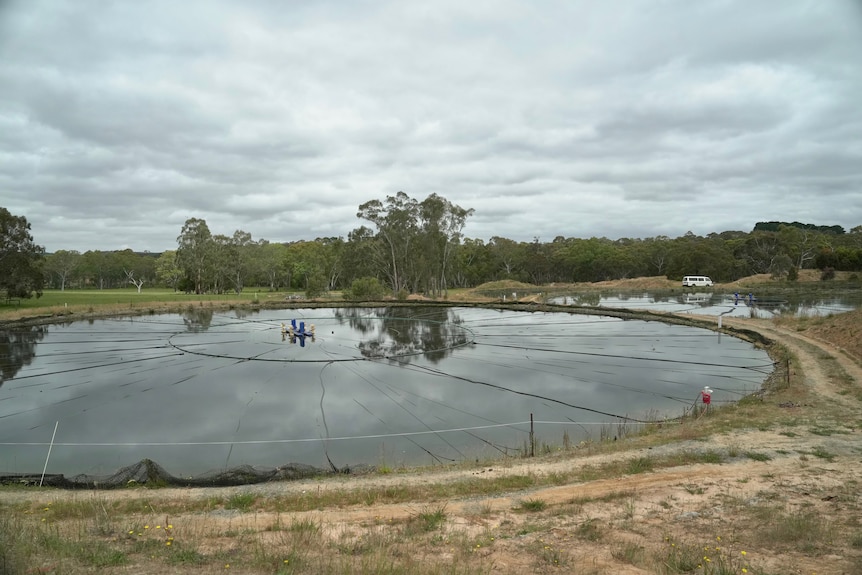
[0,288,321,323]
[5,288,278,309]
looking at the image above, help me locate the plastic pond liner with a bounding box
[0,306,773,487]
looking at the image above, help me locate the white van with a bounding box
[682,276,714,287]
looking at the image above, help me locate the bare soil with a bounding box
[3,280,862,574]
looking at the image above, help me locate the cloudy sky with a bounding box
[1,0,861,253]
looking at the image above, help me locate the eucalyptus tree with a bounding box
[453,237,493,288]
[155,250,183,291]
[287,240,327,297]
[416,193,474,297]
[487,236,523,279]
[210,234,231,294]
[257,241,289,291]
[44,250,82,290]
[0,207,44,299]
[523,238,555,284]
[222,230,253,294]
[176,218,213,294]
[80,250,115,289]
[777,225,822,271]
[316,236,345,291]
[357,191,419,294]
[641,236,672,277]
[114,249,155,293]
[342,226,382,288]
[738,230,786,276]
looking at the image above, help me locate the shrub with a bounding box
[343,277,387,301]
[787,266,798,281]
[820,267,835,281]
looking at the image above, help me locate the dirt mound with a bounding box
[472,280,537,291]
[790,307,862,361]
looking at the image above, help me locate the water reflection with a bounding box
[335,307,470,363]
[552,290,859,317]
[183,308,215,332]
[0,326,46,388]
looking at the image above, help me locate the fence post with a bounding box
[530,413,535,457]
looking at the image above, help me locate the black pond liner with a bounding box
[0,303,776,486]
[1,458,376,489]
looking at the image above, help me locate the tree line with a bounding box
[2,198,861,301]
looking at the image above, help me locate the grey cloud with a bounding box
[1,0,860,251]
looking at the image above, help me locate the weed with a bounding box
[753,507,833,553]
[612,542,645,565]
[810,447,836,461]
[166,546,206,565]
[744,451,772,462]
[534,539,568,566]
[683,484,705,495]
[575,518,602,541]
[412,505,447,532]
[625,456,654,474]
[225,493,257,511]
[289,517,321,536]
[518,498,547,512]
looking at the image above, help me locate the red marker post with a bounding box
[700,386,713,412]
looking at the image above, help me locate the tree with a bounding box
[176,218,213,294]
[488,236,523,279]
[80,250,114,289]
[288,241,328,297]
[45,250,82,290]
[0,207,45,299]
[258,242,288,291]
[225,230,253,294]
[342,226,380,288]
[417,193,474,297]
[125,269,145,292]
[316,237,345,291]
[357,192,419,294]
[155,250,183,291]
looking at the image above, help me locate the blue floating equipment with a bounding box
[284,319,316,345]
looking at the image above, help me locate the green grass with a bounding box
[225,493,257,511]
[744,451,772,462]
[517,498,547,512]
[408,506,448,532]
[0,287,309,318]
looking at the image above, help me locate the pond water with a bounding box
[551,292,859,318]
[0,307,773,477]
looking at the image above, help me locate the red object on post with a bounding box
[701,392,712,405]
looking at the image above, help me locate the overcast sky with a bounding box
[1,1,861,253]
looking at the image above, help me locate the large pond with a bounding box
[0,307,773,477]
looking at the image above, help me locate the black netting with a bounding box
[0,459,375,489]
